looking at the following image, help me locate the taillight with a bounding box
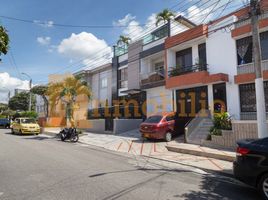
[236,147,250,156]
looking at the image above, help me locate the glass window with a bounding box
[144,115,162,123]
[176,48,193,69]
[261,31,268,60]
[119,68,128,88]
[236,31,268,65]
[236,36,253,65]
[166,115,175,121]
[198,43,207,65]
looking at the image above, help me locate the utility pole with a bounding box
[29,79,32,111]
[251,0,268,138]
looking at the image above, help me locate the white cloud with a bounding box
[114,14,136,26]
[115,13,158,41]
[34,20,54,28]
[37,36,51,46]
[57,32,112,70]
[0,72,29,103]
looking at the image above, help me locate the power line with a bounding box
[0,15,146,28]
[35,0,246,83]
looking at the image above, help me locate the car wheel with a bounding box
[165,132,172,142]
[258,173,268,200]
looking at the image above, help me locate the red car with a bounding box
[140,112,176,142]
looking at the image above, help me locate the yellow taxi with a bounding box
[11,118,40,135]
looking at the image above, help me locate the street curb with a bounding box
[142,154,234,178]
[166,145,235,162]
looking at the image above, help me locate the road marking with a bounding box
[140,140,144,155]
[154,143,157,153]
[116,142,123,151]
[128,141,133,153]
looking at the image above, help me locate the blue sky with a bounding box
[0,0,181,84]
[0,0,246,102]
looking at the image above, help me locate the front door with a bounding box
[213,83,227,113]
[176,86,208,134]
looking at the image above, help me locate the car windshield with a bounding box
[21,118,36,124]
[144,115,162,123]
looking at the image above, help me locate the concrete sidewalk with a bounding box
[42,128,234,175]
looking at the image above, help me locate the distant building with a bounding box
[14,88,28,95]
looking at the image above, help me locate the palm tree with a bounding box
[46,76,91,127]
[0,26,9,61]
[117,35,131,46]
[155,9,175,26]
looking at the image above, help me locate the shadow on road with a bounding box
[175,174,261,200]
[89,167,193,178]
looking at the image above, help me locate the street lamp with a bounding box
[21,73,32,111]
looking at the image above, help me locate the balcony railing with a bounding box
[168,64,208,77]
[119,80,128,89]
[115,45,128,57]
[140,70,165,87]
[237,60,268,74]
[143,24,169,45]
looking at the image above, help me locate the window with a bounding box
[236,31,268,65]
[239,82,268,112]
[144,115,162,123]
[119,68,128,88]
[236,36,253,65]
[166,115,175,121]
[198,43,207,65]
[154,61,164,74]
[101,77,107,88]
[176,48,192,69]
[261,31,268,60]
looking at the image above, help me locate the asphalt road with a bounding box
[0,129,261,200]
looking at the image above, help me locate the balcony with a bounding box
[168,64,208,77]
[140,69,165,89]
[115,45,128,57]
[143,24,169,45]
[237,60,268,74]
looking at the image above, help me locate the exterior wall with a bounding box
[113,119,142,134]
[76,119,105,133]
[207,16,240,118]
[146,86,173,116]
[127,40,143,90]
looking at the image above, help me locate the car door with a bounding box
[166,114,175,132]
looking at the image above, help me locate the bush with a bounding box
[213,112,232,130]
[207,112,231,140]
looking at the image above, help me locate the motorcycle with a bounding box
[60,127,79,142]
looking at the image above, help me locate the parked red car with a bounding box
[140,112,176,142]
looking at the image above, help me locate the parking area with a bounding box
[77,129,234,175]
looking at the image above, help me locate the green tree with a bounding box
[0,103,8,114]
[117,35,131,46]
[31,85,49,119]
[8,92,36,111]
[155,9,175,26]
[0,26,9,61]
[46,76,91,127]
